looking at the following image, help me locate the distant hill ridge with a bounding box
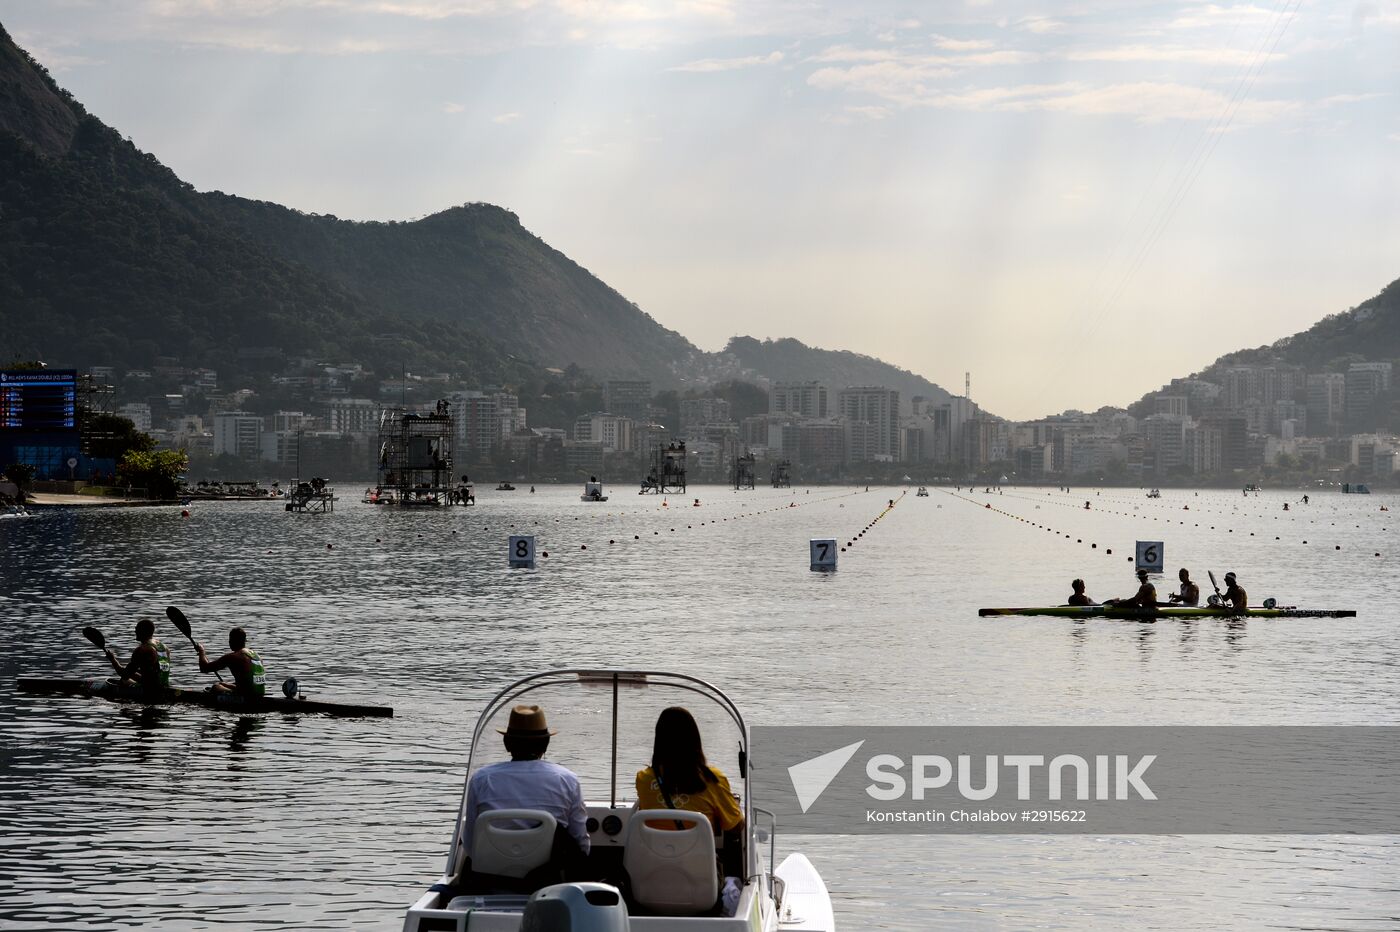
[1129,276,1400,413]
[0,20,962,407]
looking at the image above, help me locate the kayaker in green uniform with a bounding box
[195,627,265,699]
[105,618,171,694]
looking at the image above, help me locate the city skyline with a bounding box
[3,1,1397,419]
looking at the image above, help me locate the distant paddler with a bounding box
[102,618,172,695]
[1167,568,1200,606]
[195,627,266,699]
[1104,568,1161,610]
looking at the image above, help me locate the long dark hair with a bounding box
[651,706,718,794]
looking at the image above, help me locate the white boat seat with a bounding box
[622,809,717,915]
[471,809,558,879]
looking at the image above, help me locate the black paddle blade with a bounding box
[82,626,105,648]
[165,605,192,639]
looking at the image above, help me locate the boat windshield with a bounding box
[452,671,749,857]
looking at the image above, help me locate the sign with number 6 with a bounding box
[508,535,536,568]
[1136,540,1164,573]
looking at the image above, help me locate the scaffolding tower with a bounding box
[375,402,455,506]
[732,451,756,490]
[770,459,792,488]
[640,441,687,494]
[286,476,335,513]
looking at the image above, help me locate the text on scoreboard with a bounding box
[0,370,79,431]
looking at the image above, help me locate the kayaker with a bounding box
[1221,572,1248,613]
[1167,568,1200,606]
[462,705,589,868]
[1105,569,1160,609]
[105,618,171,694]
[1066,579,1096,606]
[195,627,266,699]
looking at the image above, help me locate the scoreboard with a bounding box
[0,370,79,432]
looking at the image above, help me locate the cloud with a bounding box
[1065,45,1280,66]
[442,101,466,113]
[492,111,523,122]
[1019,16,1064,34]
[930,33,995,51]
[668,50,783,71]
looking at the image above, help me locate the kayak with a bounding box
[978,606,1357,619]
[15,676,393,718]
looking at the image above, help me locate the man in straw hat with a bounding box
[461,704,590,877]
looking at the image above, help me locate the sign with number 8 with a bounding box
[509,535,536,568]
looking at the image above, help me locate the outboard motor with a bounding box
[521,883,629,932]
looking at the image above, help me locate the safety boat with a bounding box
[402,669,835,931]
[0,504,33,519]
[582,479,609,502]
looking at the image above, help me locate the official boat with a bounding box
[581,479,609,502]
[15,676,393,718]
[977,606,1356,619]
[402,669,834,931]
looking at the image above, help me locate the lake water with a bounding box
[2,484,1397,929]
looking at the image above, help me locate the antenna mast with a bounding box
[965,371,970,401]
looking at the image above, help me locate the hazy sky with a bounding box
[4,1,1398,418]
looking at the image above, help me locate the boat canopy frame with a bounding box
[449,669,753,880]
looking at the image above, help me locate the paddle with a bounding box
[83,626,122,675]
[166,605,224,682]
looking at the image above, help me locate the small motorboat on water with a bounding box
[915,486,929,497]
[1,504,33,519]
[581,478,608,502]
[402,669,835,931]
[496,482,517,491]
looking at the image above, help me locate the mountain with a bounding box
[1127,276,1400,416]
[0,22,696,385]
[0,22,960,410]
[722,336,954,406]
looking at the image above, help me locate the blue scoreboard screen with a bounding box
[0,370,79,432]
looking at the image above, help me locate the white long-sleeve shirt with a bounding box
[463,759,591,856]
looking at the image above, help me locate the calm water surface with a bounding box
[2,484,1397,929]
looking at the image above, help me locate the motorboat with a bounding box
[496,482,517,491]
[0,504,32,519]
[582,479,609,502]
[402,669,835,931]
[915,486,929,497]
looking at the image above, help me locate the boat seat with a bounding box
[472,809,558,879]
[622,810,718,916]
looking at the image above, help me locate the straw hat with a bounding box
[497,704,557,737]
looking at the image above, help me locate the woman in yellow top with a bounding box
[635,706,744,874]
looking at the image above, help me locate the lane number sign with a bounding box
[810,538,837,572]
[508,535,536,568]
[1136,540,1164,573]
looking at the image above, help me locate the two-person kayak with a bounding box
[16,676,393,718]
